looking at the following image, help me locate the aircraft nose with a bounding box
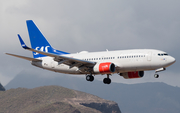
[169,56,176,65]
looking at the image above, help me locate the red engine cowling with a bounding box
[93,62,115,74]
[120,71,144,79]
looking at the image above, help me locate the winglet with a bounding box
[18,34,30,49]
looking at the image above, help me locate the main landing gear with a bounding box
[86,74,94,82]
[86,74,112,84]
[103,74,111,84]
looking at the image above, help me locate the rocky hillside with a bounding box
[0,85,121,113]
[5,70,180,113]
[0,83,5,91]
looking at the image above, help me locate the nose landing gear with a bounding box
[154,68,166,78]
[154,74,159,78]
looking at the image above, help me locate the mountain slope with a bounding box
[0,85,121,113]
[0,82,5,91]
[5,70,180,113]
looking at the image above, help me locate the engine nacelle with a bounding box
[121,71,144,79]
[93,62,115,74]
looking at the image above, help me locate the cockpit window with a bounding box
[158,53,168,56]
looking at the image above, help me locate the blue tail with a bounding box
[26,20,69,58]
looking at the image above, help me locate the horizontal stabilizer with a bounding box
[6,53,42,62]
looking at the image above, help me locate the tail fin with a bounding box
[26,20,69,58]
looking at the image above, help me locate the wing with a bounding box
[18,34,96,69]
[6,53,42,62]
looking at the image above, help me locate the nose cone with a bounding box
[168,56,176,66]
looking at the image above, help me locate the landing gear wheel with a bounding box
[86,75,94,82]
[154,74,159,78]
[103,78,111,84]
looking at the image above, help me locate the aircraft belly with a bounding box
[54,64,79,73]
[32,60,82,74]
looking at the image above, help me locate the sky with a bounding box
[0,0,180,87]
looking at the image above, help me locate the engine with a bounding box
[120,71,144,79]
[93,62,115,74]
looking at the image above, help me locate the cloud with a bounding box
[0,0,179,86]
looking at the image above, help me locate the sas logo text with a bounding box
[34,46,50,55]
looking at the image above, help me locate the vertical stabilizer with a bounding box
[26,20,69,58]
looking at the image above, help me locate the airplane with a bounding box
[6,20,176,84]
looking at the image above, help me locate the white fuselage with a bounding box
[31,49,176,75]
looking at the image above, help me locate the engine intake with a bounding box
[121,71,144,79]
[93,62,115,74]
